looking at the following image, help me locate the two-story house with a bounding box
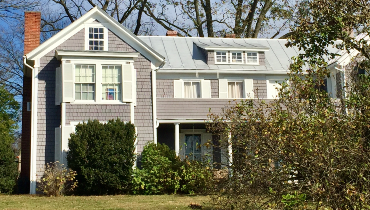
[21,7,346,194]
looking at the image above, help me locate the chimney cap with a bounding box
[166,30,178,36]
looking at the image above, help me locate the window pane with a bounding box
[228,82,243,98]
[184,81,200,98]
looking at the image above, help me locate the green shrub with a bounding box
[132,142,212,195]
[37,162,77,196]
[67,119,136,195]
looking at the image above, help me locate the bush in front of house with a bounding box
[131,142,212,195]
[37,161,77,196]
[67,119,136,195]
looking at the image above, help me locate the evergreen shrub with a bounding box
[67,119,136,195]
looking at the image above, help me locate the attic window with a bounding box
[85,25,108,51]
[89,28,104,50]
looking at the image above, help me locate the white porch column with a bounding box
[228,131,232,166]
[174,123,180,156]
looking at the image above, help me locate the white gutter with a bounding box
[157,70,289,74]
[23,56,38,194]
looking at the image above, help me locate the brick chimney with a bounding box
[24,11,41,55]
[166,30,178,37]
[224,34,236,38]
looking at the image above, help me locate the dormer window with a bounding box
[85,25,108,51]
[246,52,258,64]
[216,51,227,63]
[214,51,259,64]
[231,52,243,63]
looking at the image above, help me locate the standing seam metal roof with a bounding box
[138,36,342,71]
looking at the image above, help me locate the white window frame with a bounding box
[227,80,244,99]
[174,79,211,98]
[74,64,96,102]
[64,58,135,104]
[84,24,108,51]
[230,51,244,64]
[245,52,259,64]
[215,51,228,64]
[183,80,201,98]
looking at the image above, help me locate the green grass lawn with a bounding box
[0,194,212,210]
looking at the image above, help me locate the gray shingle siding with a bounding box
[157,99,242,119]
[157,80,174,98]
[258,52,265,66]
[65,104,131,124]
[253,79,267,99]
[207,50,215,65]
[211,80,218,98]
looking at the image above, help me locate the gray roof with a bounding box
[138,36,341,71]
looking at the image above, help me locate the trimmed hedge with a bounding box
[67,119,136,195]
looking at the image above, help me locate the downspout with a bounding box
[23,55,38,194]
[152,60,165,144]
[152,68,157,144]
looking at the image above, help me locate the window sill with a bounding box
[71,100,128,105]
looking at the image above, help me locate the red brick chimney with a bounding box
[24,11,41,55]
[224,34,236,38]
[166,30,178,37]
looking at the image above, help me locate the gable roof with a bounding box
[26,7,165,66]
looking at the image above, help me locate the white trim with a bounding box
[152,68,157,144]
[214,51,228,64]
[29,59,39,194]
[26,7,165,67]
[174,123,180,156]
[245,51,259,65]
[59,59,134,104]
[157,70,289,74]
[157,119,208,123]
[130,102,135,124]
[230,51,244,64]
[56,50,139,59]
[84,24,108,51]
[205,47,269,51]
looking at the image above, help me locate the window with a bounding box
[75,65,95,100]
[173,79,211,98]
[184,81,200,98]
[267,80,284,99]
[185,134,202,161]
[246,52,258,64]
[216,51,227,63]
[88,27,105,50]
[231,52,243,63]
[228,81,243,98]
[102,65,122,100]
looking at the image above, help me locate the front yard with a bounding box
[0,194,211,210]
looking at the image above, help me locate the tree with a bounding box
[208,0,370,208]
[0,85,20,194]
[45,0,152,35]
[144,0,300,37]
